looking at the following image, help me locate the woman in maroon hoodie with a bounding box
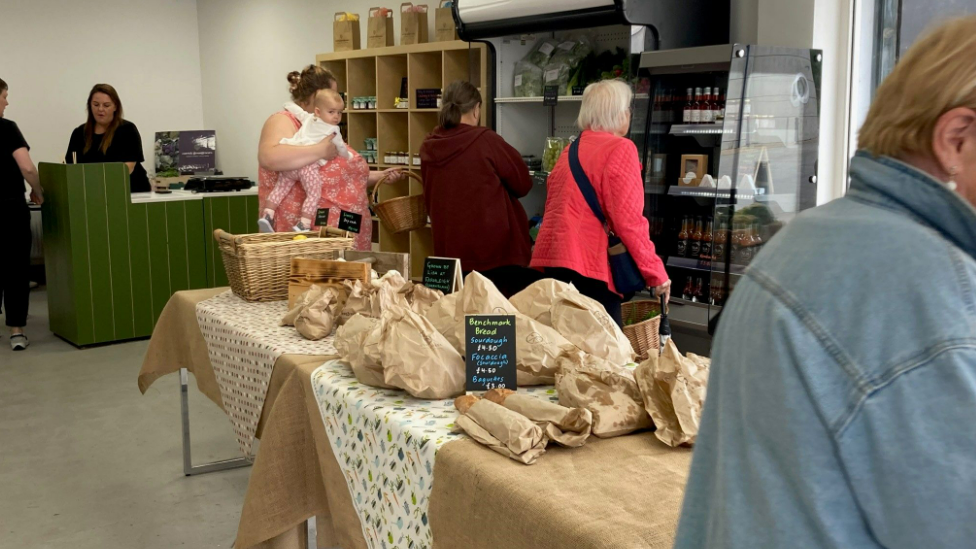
[420,81,538,296]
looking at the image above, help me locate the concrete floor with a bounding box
[1,288,253,548]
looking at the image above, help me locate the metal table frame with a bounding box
[179,368,251,476]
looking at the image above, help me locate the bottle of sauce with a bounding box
[731,219,743,264]
[689,216,703,258]
[683,88,694,124]
[713,219,728,261]
[691,87,703,124]
[693,277,705,303]
[712,87,724,120]
[701,87,713,123]
[701,218,713,261]
[676,217,690,258]
[682,276,694,301]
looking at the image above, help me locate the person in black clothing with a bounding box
[0,77,43,351]
[65,83,150,193]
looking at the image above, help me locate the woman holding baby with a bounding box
[257,65,401,249]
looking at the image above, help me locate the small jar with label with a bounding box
[436,93,442,108]
[413,154,421,167]
[399,151,409,165]
[383,152,392,164]
[369,96,377,110]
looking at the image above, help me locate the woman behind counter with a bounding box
[65,84,150,193]
[420,81,537,296]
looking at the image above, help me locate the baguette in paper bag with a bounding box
[485,388,592,447]
[551,292,636,365]
[556,361,652,438]
[454,397,548,465]
[509,278,578,326]
[455,272,577,385]
[425,292,462,353]
[381,305,465,399]
[635,339,710,447]
[335,314,394,389]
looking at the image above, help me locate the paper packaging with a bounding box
[485,388,592,448]
[424,292,462,353]
[551,292,637,366]
[455,272,578,385]
[333,12,362,52]
[454,397,548,465]
[281,285,326,327]
[295,287,341,340]
[335,314,394,389]
[556,360,652,438]
[509,278,578,326]
[635,339,710,447]
[400,3,429,45]
[367,7,395,48]
[340,270,408,324]
[381,305,465,399]
[399,281,444,316]
[434,0,458,41]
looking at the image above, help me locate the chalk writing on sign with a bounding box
[465,315,517,391]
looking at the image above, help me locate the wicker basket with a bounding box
[621,300,667,360]
[215,227,354,302]
[370,171,427,233]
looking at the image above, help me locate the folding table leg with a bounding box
[180,368,252,476]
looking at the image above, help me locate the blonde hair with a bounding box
[577,79,633,133]
[314,88,344,110]
[859,15,976,159]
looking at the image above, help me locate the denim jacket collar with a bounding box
[848,151,976,262]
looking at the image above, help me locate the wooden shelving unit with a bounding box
[317,41,489,275]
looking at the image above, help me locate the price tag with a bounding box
[465,315,517,392]
[337,210,363,233]
[543,85,559,107]
[572,86,584,96]
[544,70,560,84]
[422,256,462,293]
[538,42,555,56]
[514,74,523,87]
[315,208,330,227]
[558,40,576,51]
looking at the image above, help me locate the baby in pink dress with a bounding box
[259,89,351,232]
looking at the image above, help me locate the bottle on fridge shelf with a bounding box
[711,278,725,306]
[713,87,724,120]
[701,218,714,260]
[683,87,694,124]
[730,219,743,265]
[689,216,703,258]
[713,219,728,261]
[701,87,713,124]
[691,88,703,124]
[693,277,706,303]
[682,276,694,301]
[676,216,690,258]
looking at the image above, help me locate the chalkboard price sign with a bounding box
[315,208,330,227]
[337,210,363,233]
[543,85,559,106]
[422,256,462,293]
[465,315,517,392]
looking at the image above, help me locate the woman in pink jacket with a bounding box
[531,80,670,326]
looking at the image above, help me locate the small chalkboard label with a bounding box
[543,85,559,106]
[465,315,517,392]
[572,86,584,96]
[423,256,462,294]
[315,208,330,227]
[337,210,363,233]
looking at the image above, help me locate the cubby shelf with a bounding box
[316,41,489,275]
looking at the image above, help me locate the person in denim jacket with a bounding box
[675,16,976,549]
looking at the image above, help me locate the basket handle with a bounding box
[213,229,238,253]
[369,170,423,207]
[319,226,349,238]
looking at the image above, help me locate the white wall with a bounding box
[197,0,441,180]
[0,0,204,172]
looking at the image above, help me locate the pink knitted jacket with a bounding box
[530,130,668,293]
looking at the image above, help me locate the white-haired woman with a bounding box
[531,79,669,326]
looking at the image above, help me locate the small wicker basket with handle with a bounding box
[369,170,427,233]
[621,299,667,360]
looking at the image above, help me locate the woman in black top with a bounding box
[0,77,43,350]
[65,84,150,193]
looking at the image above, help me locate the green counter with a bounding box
[39,162,258,346]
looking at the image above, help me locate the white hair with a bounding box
[576,79,633,133]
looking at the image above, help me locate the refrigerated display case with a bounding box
[632,44,822,350]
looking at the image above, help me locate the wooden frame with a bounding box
[316,41,490,280]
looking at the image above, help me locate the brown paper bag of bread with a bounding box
[635,339,710,447]
[295,287,341,340]
[484,388,592,447]
[280,284,326,327]
[381,305,465,399]
[454,397,548,465]
[424,292,462,353]
[555,361,652,438]
[455,272,579,385]
[509,278,578,326]
[399,281,444,316]
[551,292,636,365]
[340,270,409,324]
[335,314,395,389]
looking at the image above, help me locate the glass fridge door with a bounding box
[709,45,822,329]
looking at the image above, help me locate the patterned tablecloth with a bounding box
[311,360,559,549]
[196,290,337,457]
